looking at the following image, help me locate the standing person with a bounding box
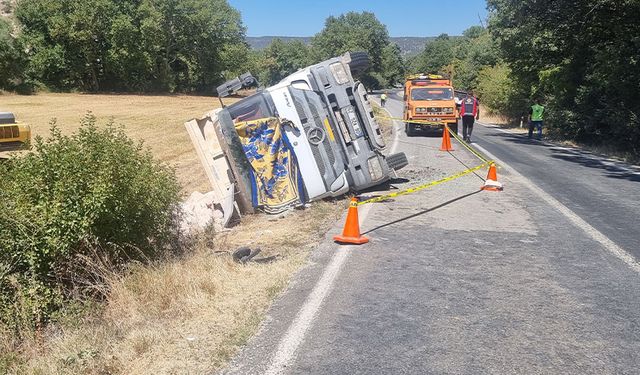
[528,98,545,140]
[380,92,388,107]
[460,91,480,142]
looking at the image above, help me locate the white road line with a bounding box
[265,98,400,374]
[265,203,373,375]
[474,143,640,274]
[385,106,402,154]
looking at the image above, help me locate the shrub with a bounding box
[0,114,181,334]
[476,64,529,122]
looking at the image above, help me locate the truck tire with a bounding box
[346,52,370,75]
[386,152,408,171]
[450,123,458,135]
[405,123,416,137]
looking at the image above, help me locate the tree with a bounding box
[451,28,499,90]
[219,42,256,81]
[380,43,405,87]
[475,63,527,119]
[488,0,640,154]
[311,12,390,71]
[256,38,311,86]
[14,0,246,92]
[310,11,393,89]
[410,34,457,75]
[16,0,118,91]
[0,17,23,90]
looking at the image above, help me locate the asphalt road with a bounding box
[471,122,640,259]
[222,93,640,374]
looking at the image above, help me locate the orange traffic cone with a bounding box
[440,125,453,151]
[481,163,503,191]
[333,198,369,245]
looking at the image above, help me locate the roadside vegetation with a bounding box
[0,114,181,371]
[0,99,347,373]
[1,194,343,374]
[408,2,640,159]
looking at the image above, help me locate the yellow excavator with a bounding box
[0,112,30,154]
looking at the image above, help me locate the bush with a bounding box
[476,64,529,122]
[0,114,181,334]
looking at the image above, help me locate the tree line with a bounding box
[408,1,639,156]
[246,12,405,90]
[1,0,638,155]
[489,0,640,156]
[0,0,246,92]
[0,2,403,92]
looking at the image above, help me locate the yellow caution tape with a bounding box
[445,126,490,163]
[357,161,491,206]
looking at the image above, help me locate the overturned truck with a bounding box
[185,52,407,224]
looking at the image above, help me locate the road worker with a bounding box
[380,92,388,107]
[460,91,480,142]
[528,98,545,140]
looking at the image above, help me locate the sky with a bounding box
[227,0,489,37]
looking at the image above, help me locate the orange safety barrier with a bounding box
[440,125,453,151]
[333,198,369,245]
[481,163,503,191]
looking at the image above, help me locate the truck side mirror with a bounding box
[216,72,259,98]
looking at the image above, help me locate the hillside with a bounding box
[246,36,439,56]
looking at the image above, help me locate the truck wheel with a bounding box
[346,52,370,75]
[386,152,409,171]
[405,123,415,137]
[450,123,458,135]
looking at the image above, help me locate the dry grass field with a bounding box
[1,92,231,194]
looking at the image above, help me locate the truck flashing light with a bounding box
[411,80,449,86]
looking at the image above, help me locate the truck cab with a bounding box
[403,74,458,136]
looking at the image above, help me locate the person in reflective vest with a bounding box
[460,92,480,142]
[380,92,388,107]
[528,98,545,140]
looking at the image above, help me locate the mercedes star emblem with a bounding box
[307,127,325,146]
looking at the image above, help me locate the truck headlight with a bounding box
[415,107,428,113]
[444,107,454,114]
[329,63,349,85]
[368,156,384,181]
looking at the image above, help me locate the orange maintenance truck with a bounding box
[403,74,458,136]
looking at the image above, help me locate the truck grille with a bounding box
[423,107,454,116]
[292,96,326,178]
[293,97,307,123]
[307,100,336,167]
[0,125,19,140]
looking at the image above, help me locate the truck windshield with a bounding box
[411,88,453,101]
[222,93,275,123]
